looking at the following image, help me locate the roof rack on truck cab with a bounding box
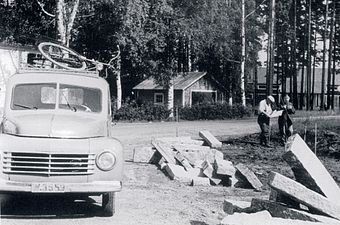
[17,67,99,78]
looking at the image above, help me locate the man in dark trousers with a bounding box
[257,96,276,147]
[278,94,295,144]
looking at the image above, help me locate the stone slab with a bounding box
[214,149,224,160]
[223,199,251,215]
[157,136,204,146]
[181,148,215,165]
[214,158,235,176]
[164,163,192,184]
[201,160,214,178]
[235,164,262,191]
[187,168,205,177]
[174,144,211,152]
[191,177,211,186]
[220,211,272,225]
[174,151,193,170]
[250,198,319,222]
[268,171,340,220]
[199,130,222,148]
[201,160,221,185]
[269,190,300,209]
[283,134,340,202]
[133,146,156,163]
[152,140,176,164]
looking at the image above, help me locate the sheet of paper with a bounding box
[269,110,283,118]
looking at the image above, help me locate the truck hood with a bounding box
[5,113,107,138]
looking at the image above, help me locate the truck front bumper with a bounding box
[0,180,122,194]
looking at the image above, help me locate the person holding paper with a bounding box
[257,96,276,147]
[278,94,295,144]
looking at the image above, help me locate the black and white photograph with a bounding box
[0,0,340,224]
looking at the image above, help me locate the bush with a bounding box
[114,102,171,121]
[177,103,252,121]
[114,102,252,121]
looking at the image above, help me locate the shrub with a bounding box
[177,103,252,120]
[114,102,171,121]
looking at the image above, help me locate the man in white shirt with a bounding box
[258,95,275,147]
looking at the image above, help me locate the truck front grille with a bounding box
[2,152,95,176]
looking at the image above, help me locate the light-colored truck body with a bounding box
[0,69,123,216]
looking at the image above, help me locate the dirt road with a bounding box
[1,119,263,225]
[111,119,259,161]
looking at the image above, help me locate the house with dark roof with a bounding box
[248,67,340,108]
[133,72,226,107]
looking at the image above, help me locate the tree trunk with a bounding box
[266,0,275,96]
[240,0,246,106]
[167,82,174,119]
[292,0,298,109]
[300,65,304,110]
[55,0,80,47]
[253,66,258,107]
[56,0,66,45]
[306,0,312,110]
[327,3,335,109]
[311,31,317,110]
[321,0,329,110]
[116,56,122,110]
[331,48,336,110]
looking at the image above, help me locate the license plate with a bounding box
[31,183,66,193]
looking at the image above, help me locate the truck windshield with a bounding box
[59,84,102,113]
[12,83,57,110]
[11,83,102,113]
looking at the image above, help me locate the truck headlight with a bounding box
[1,118,17,135]
[96,151,116,171]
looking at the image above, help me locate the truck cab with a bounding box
[0,69,123,216]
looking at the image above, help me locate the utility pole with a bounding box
[241,0,246,106]
[266,0,275,96]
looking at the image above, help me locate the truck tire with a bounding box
[102,192,115,216]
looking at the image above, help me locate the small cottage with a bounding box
[133,72,226,107]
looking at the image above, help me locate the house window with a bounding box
[154,93,164,104]
[191,91,217,105]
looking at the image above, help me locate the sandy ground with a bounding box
[2,119,338,225]
[0,119,263,225]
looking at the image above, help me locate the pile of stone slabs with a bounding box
[221,134,340,224]
[133,131,263,189]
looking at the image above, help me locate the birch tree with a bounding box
[37,0,80,46]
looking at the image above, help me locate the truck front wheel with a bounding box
[102,192,115,216]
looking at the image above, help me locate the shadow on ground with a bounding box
[0,194,106,219]
[190,221,209,225]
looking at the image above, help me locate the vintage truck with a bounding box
[0,68,123,216]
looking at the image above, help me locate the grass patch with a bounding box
[294,109,340,118]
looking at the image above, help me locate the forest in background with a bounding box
[0,0,339,111]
